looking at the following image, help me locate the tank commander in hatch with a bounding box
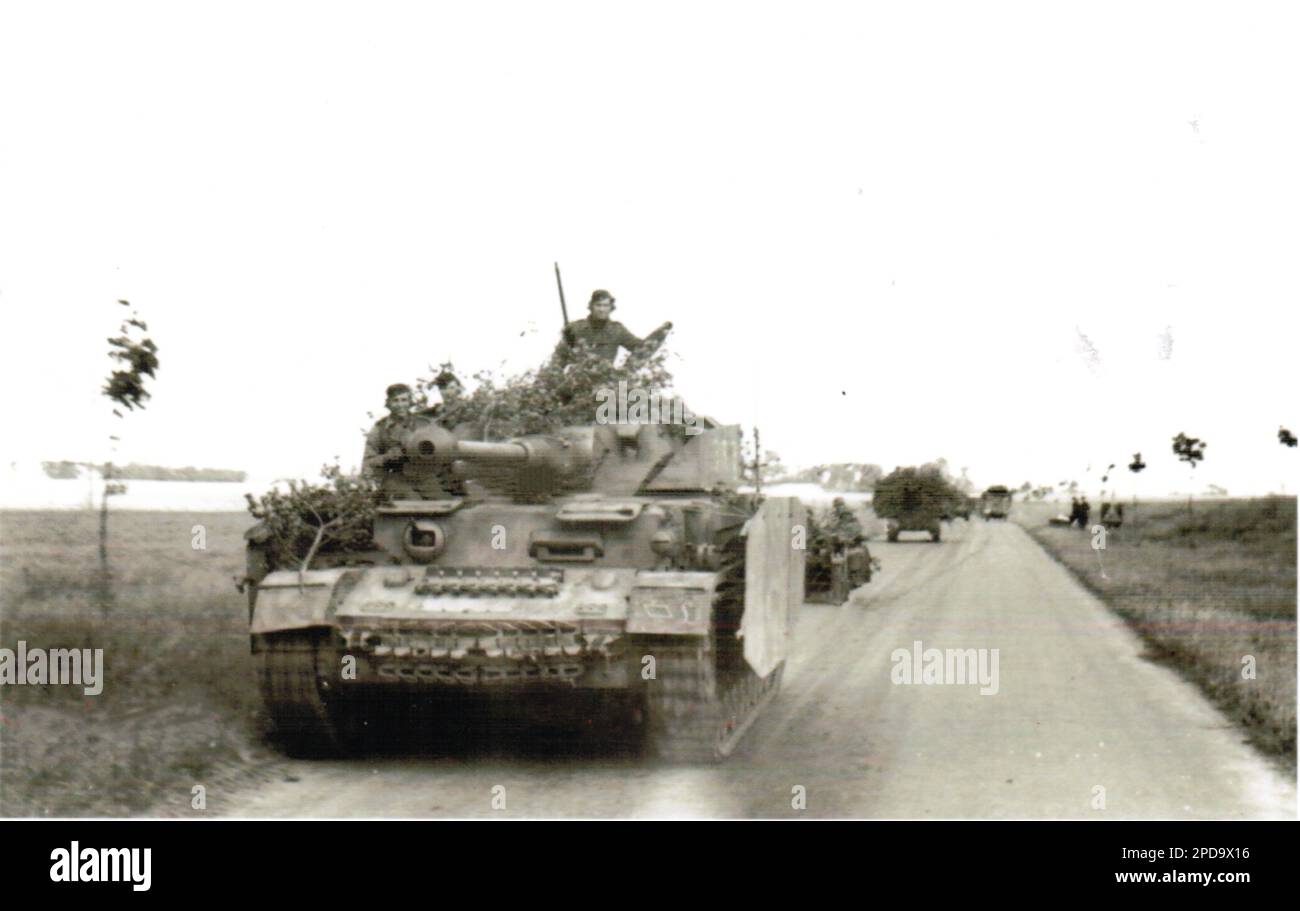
[363,383,442,499]
[552,289,673,366]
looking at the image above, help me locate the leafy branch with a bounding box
[416,345,676,441]
[245,464,378,578]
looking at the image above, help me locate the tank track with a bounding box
[257,629,362,757]
[644,638,784,764]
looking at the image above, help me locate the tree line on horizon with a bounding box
[41,461,246,483]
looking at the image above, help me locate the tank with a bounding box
[871,467,953,543]
[979,485,1012,520]
[245,418,806,763]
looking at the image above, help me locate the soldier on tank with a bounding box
[419,370,466,428]
[425,371,470,496]
[829,497,866,546]
[552,289,672,366]
[363,383,444,500]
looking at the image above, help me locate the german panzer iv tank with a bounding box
[245,418,806,763]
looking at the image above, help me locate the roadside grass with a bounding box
[1016,498,1296,769]
[0,510,267,817]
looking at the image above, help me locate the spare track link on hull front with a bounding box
[644,640,784,764]
[257,630,359,757]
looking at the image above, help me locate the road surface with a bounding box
[214,520,1295,819]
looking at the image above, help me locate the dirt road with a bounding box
[214,520,1295,819]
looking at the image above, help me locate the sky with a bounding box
[2,0,1297,498]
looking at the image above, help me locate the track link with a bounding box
[257,629,361,757]
[644,638,784,764]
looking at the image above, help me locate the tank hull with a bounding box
[248,493,805,762]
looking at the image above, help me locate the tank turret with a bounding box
[402,423,596,500]
[392,419,744,502]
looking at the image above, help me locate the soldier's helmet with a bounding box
[589,289,616,311]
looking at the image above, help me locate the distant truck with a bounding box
[872,467,953,543]
[979,485,1013,520]
[944,493,974,521]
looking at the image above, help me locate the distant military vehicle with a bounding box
[872,467,954,542]
[245,418,805,763]
[979,485,1013,520]
[943,493,974,521]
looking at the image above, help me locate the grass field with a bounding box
[0,510,265,817]
[1014,498,1297,769]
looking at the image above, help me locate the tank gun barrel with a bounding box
[404,425,525,463]
[402,424,591,498]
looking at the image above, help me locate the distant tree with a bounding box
[1172,432,1208,512]
[41,461,81,480]
[1172,433,1207,468]
[1126,453,1147,524]
[761,450,786,483]
[98,300,159,612]
[1279,427,1297,448]
[855,464,885,490]
[789,463,883,491]
[109,464,246,482]
[956,466,974,496]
